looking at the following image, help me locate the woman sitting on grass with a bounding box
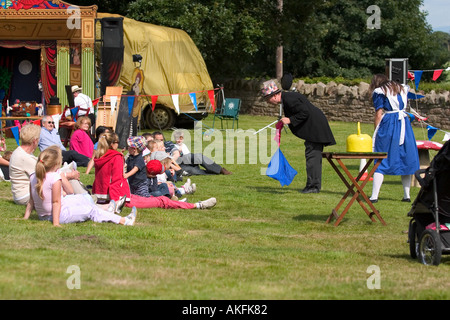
[93,133,216,210]
[24,146,136,227]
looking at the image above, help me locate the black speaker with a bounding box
[101,17,124,48]
[385,58,408,85]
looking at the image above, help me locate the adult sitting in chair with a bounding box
[38,115,90,167]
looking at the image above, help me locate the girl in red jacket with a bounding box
[92,133,216,213]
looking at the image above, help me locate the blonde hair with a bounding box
[35,146,62,200]
[148,140,158,152]
[74,116,91,130]
[95,132,119,159]
[154,139,164,151]
[20,124,41,145]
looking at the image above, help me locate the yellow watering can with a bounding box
[346,122,372,152]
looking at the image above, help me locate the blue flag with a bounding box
[427,125,438,141]
[407,92,425,100]
[127,96,135,116]
[11,126,20,146]
[414,71,423,90]
[266,148,297,186]
[189,93,198,111]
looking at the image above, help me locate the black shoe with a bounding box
[301,187,319,194]
[401,198,411,202]
[370,199,378,203]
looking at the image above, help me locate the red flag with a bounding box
[151,95,158,111]
[432,69,443,81]
[208,90,215,112]
[32,119,41,126]
[92,98,100,106]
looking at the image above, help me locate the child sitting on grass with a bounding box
[24,146,136,227]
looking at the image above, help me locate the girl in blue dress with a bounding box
[369,74,420,203]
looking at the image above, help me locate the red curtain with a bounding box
[41,41,57,104]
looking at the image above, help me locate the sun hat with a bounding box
[71,85,82,93]
[261,80,281,99]
[150,150,172,161]
[142,147,151,157]
[146,160,165,176]
[127,136,147,152]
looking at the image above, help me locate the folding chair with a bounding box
[212,98,241,129]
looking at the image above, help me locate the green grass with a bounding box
[0,115,449,300]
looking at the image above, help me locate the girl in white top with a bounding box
[24,146,136,227]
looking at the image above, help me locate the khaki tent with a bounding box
[97,13,214,117]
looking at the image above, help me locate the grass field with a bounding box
[0,115,449,300]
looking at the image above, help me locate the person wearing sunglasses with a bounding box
[38,115,90,167]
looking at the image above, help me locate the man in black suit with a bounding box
[262,80,336,193]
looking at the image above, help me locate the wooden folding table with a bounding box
[322,152,388,226]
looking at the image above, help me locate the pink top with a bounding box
[69,129,94,158]
[30,171,62,219]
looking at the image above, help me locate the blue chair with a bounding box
[212,98,241,129]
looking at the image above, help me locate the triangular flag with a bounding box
[207,90,216,112]
[52,114,61,131]
[189,93,198,111]
[443,132,450,142]
[11,126,20,146]
[414,71,423,90]
[127,96,135,116]
[407,92,425,100]
[151,95,158,111]
[432,69,443,81]
[110,96,118,113]
[266,148,297,187]
[406,112,415,122]
[171,94,180,115]
[32,119,41,126]
[427,125,438,141]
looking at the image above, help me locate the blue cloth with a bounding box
[266,148,297,186]
[38,127,66,151]
[372,88,419,175]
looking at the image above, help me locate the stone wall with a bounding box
[222,79,450,131]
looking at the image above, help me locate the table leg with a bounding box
[326,157,387,226]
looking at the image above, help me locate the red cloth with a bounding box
[93,149,130,201]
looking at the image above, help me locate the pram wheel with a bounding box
[408,221,418,259]
[418,229,442,266]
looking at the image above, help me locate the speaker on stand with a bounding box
[100,17,124,96]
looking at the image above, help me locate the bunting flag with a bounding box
[444,132,450,142]
[407,92,425,100]
[151,95,158,111]
[127,96,135,116]
[266,148,297,187]
[207,90,216,112]
[171,94,180,114]
[11,126,19,146]
[189,92,198,111]
[432,69,443,81]
[414,71,423,90]
[427,125,438,141]
[110,96,118,114]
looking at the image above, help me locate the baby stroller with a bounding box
[407,140,450,266]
